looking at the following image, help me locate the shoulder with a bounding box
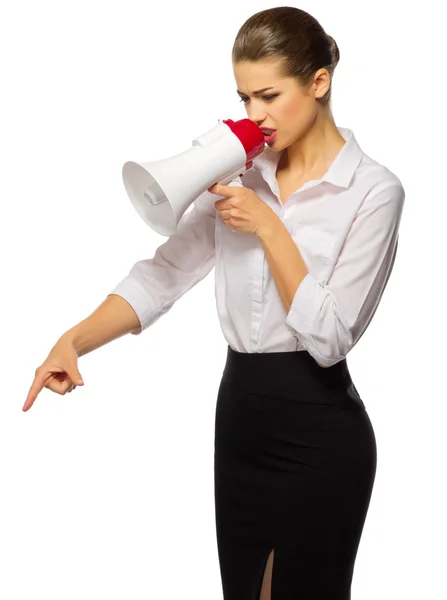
[356,152,405,197]
[351,156,405,229]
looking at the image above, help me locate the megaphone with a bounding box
[122,118,266,237]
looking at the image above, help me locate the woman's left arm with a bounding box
[259,182,405,368]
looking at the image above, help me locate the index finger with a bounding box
[23,372,47,412]
[208,183,238,196]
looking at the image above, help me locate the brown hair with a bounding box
[232,7,340,111]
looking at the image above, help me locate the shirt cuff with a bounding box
[285,272,326,338]
[108,278,159,335]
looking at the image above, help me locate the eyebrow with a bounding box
[236,87,275,96]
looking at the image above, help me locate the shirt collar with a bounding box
[251,127,364,190]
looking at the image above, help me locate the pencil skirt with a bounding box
[213,346,377,600]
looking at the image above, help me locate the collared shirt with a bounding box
[108,127,405,367]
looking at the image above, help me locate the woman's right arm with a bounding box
[68,178,230,356]
[24,181,237,411]
[68,179,233,353]
[106,179,240,336]
[63,293,142,357]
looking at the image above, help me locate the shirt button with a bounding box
[291,329,297,334]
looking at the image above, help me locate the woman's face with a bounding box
[233,58,329,151]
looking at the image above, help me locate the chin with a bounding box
[268,140,283,152]
[267,138,280,151]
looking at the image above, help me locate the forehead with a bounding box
[233,59,283,88]
[233,59,301,94]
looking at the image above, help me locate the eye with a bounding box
[239,94,278,104]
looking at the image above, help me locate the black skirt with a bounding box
[214,346,377,600]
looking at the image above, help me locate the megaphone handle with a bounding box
[216,160,254,186]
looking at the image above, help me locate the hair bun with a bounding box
[326,34,340,65]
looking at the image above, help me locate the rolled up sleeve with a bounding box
[285,182,405,366]
[108,188,217,335]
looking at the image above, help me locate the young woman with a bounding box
[25,6,404,600]
[206,7,403,598]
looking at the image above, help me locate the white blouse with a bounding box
[108,127,405,367]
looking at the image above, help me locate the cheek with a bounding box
[274,104,303,143]
[277,99,304,124]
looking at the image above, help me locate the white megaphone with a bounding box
[122,118,267,237]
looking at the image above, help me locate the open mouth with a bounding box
[262,130,277,143]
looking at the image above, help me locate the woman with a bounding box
[27,6,404,599]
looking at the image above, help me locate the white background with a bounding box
[1,0,445,598]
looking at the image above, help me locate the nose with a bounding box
[244,104,267,126]
[250,113,266,125]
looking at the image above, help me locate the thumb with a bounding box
[69,368,84,386]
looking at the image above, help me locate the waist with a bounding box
[221,346,364,408]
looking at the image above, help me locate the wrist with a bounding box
[59,325,81,351]
[256,215,283,242]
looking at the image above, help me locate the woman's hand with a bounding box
[209,183,279,238]
[23,335,84,412]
